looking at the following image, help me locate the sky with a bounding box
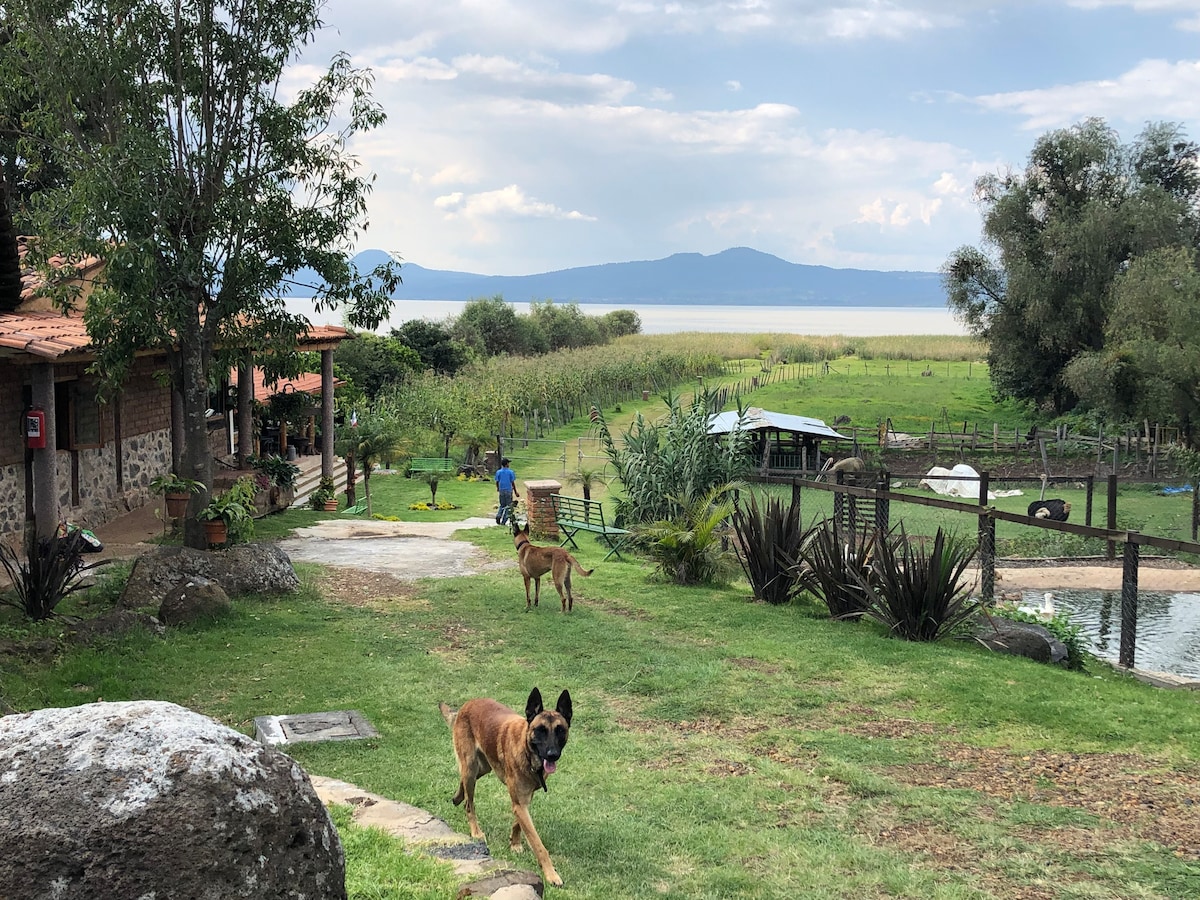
[290,1,1200,277]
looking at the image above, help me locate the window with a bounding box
[55,380,105,450]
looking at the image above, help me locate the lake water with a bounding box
[288,298,967,336]
[1020,589,1200,678]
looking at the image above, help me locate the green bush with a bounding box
[249,454,300,489]
[636,483,741,586]
[596,388,752,527]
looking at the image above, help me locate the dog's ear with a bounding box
[555,689,572,726]
[525,687,545,722]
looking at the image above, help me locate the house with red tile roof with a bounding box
[1,240,350,543]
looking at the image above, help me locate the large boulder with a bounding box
[120,542,299,609]
[158,575,233,626]
[974,617,1069,665]
[0,700,345,900]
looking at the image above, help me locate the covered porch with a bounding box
[707,407,850,474]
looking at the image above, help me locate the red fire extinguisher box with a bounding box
[26,409,46,449]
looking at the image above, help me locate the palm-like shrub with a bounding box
[564,465,608,501]
[731,489,805,605]
[344,409,406,516]
[795,519,877,619]
[637,483,741,585]
[861,525,980,641]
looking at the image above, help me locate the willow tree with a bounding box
[3,0,397,547]
[942,119,1200,414]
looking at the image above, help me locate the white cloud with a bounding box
[430,164,480,186]
[437,185,597,223]
[974,58,1200,130]
[726,80,743,91]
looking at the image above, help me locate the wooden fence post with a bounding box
[1107,474,1118,561]
[1119,537,1139,669]
[1085,475,1094,527]
[875,471,890,539]
[978,471,994,604]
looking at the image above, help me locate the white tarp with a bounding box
[921,464,990,499]
[918,464,1023,500]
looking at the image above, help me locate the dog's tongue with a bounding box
[543,759,557,775]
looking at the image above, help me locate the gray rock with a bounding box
[975,617,1069,665]
[159,576,233,626]
[65,609,165,644]
[0,700,345,900]
[120,542,299,609]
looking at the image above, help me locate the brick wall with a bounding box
[0,376,23,468]
[120,358,172,438]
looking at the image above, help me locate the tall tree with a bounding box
[0,177,20,310]
[1064,246,1200,440]
[942,119,1200,413]
[390,318,471,375]
[3,0,398,547]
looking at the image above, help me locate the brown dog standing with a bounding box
[439,688,573,887]
[513,521,592,611]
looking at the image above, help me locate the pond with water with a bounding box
[1020,589,1200,678]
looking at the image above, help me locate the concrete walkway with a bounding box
[278,517,510,580]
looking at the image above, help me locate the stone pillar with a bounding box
[321,349,335,479]
[30,363,59,541]
[524,479,562,540]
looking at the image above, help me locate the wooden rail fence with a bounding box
[754,471,1200,672]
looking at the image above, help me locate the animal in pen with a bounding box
[1027,498,1071,521]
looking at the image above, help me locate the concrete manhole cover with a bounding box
[255,710,378,746]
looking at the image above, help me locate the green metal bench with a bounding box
[550,494,629,561]
[341,499,367,515]
[408,457,458,477]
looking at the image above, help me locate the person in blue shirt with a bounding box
[495,457,519,525]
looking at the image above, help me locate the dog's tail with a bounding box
[570,555,594,578]
[438,701,458,728]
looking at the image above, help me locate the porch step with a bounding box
[290,454,330,508]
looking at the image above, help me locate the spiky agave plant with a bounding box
[731,489,805,605]
[794,519,878,619]
[861,525,980,641]
[0,530,110,621]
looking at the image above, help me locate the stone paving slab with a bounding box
[310,776,542,896]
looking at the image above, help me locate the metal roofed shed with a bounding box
[708,407,850,473]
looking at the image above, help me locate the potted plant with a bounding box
[198,478,256,547]
[149,473,205,519]
[309,475,339,511]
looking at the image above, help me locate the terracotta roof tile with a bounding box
[229,367,342,399]
[0,311,94,360]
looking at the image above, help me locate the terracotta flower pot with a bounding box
[323,498,338,511]
[203,519,228,547]
[165,492,191,519]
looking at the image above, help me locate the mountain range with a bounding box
[286,246,946,307]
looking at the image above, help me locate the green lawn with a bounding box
[4,529,1199,899]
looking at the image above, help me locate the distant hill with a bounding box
[283,247,945,307]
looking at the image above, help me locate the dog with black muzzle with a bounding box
[438,687,573,887]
